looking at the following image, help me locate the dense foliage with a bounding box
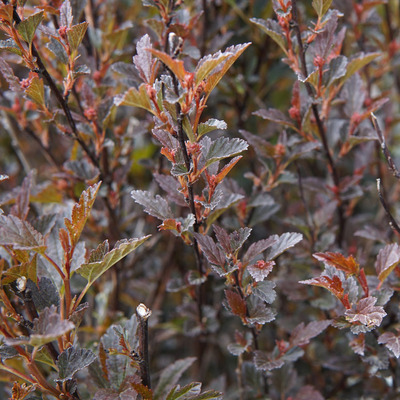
[1,0,400,399]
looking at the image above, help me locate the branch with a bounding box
[370,113,400,179]
[136,303,152,389]
[291,0,345,246]
[377,178,400,236]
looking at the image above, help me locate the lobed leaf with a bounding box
[243,237,277,264]
[248,260,275,282]
[290,320,332,347]
[153,357,196,400]
[0,214,46,254]
[345,296,386,328]
[76,236,150,285]
[253,351,284,371]
[131,190,173,221]
[378,332,400,358]
[252,280,276,304]
[57,347,97,382]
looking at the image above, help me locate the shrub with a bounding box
[1,0,400,399]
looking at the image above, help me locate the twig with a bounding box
[377,178,400,236]
[291,0,345,247]
[370,113,400,179]
[136,303,152,389]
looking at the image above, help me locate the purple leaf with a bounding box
[60,0,73,27]
[375,243,400,283]
[267,232,303,260]
[213,225,231,254]
[243,237,277,264]
[253,350,284,371]
[247,260,275,282]
[133,34,154,83]
[57,347,97,382]
[252,280,276,304]
[290,320,332,347]
[294,385,324,400]
[131,190,173,220]
[378,332,400,358]
[345,296,386,328]
[193,233,225,267]
[0,214,46,254]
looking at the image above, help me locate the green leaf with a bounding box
[64,182,101,249]
[201,136,248,168]
[25,75,45,106]
[250,18,287,55]
[195,51,231,85]
[17,11,44,46]
[0,215,46,254]
[341,52,380,85]
[114,84,155,114]
[76,236,150,285]
[153,357,196,400]
[312,0,333,17]
[167,382,201,399]
[0,38,22,56]
[67,22,88,53]
[57,347,97,382]
[204,42,251,99]
[197,119,227,139]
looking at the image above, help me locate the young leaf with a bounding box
[64,182,101,249]
[213,225,231,254]
[153,357,196,400]
[313,252,359,277]
[0,215,46,254]
[131,190,173,221]
[375,243,400,283]
[290,320,332,347]
[378,332,400,358]
[17,11,44,46]
[167,382,201,399]
[67,22,88,53]
[299,275,344,299]
[248,260,275,282]
[0,58,21,91]
[147,48,187,82]
[76,236,150,285]
[345,296,386,328]
[229,227,252,254]
[201,136,248,168]
[267,232,303,260]
[57,347,97,382]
